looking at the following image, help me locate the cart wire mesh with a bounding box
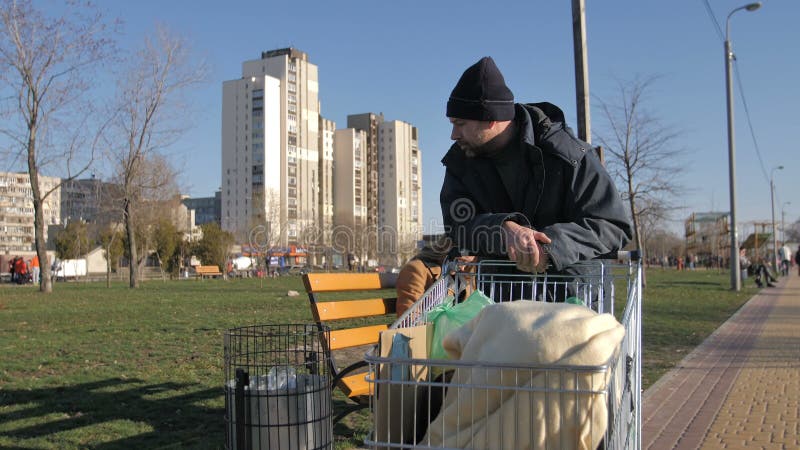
[224,323,333,450]
[366,253,642,450]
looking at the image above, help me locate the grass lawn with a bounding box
[0,267,758,448]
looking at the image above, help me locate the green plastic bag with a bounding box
[426,289,493,360]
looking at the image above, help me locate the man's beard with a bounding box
[461,139,502,158]
[462,144,482,158]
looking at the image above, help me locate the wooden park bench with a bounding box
[302,271,398,424]
[195,265,222,279]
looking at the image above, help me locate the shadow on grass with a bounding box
[330,395,370,447]
[0,378,222,448]
[649,279,721,288]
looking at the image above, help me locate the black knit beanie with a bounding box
[447,56,515,121]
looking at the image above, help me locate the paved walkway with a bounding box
[642,272,800,449]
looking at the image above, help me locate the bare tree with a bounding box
[785,219,800,244]
[594,76,687,258]
[644,227,684,266]
[249,187,284,284]
[110,153,181,286]
[98,223,124,288]
[0,0,115,293]
[106,25,206,288]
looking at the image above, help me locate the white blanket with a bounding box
[422,301,624,450]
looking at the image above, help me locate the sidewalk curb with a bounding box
[641,283,763,403]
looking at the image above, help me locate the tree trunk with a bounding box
[125,200,139,288]
[32,191,52,293]
[106,246,112,288]
[626,177,647,287]
[156,252,166,282]
[27,136,52,293]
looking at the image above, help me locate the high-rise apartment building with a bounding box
[346,112,384,262]
[0,172,61,253]
[318,117,335,252]
[378,120,423,266]
[182,191,221,226]
[333,128,368,262]
[221,48,320,248]
[60,177,121,225]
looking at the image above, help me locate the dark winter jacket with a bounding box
[439,102,632,272]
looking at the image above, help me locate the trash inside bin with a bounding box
[224,324,332,450]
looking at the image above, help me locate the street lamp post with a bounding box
[770,165,784,271]
[725,2,762,291]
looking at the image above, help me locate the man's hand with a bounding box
[503,221,551,273]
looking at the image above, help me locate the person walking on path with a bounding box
[778,242,792,276]
[795,244,800,276]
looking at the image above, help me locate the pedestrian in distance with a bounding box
[778,242,792,276]
[753,257,777,288]
[31,254,40,285]
[795,245,800,277]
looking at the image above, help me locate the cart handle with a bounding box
[445,249,641,265]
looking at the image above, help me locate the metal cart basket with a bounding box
[365,254,642,449]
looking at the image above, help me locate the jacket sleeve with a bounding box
[539,153,633,270]
[440,170,529,258]
[396,260,432,317]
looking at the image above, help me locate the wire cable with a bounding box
[732,59,769,185]
[700,0,725,42]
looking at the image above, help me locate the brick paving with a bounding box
[642,273,800,449]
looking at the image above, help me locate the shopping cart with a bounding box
[365,253,642,449]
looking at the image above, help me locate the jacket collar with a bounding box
[441,102,566,169]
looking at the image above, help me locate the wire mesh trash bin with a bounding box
[225,324,333,450]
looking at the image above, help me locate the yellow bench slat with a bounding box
[329,324,388,350]
[303,273,397,293]
[339,373,370,398]
[316,298,396,321]
[300,271,400,415]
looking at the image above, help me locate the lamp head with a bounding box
[745,2,762,11]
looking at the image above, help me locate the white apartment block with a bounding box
[319,117,335,248]
[347,112,383,263]
[221,48,320,248]
[333,128,368,261]
[0,172,61,253]
[378,120,423,266]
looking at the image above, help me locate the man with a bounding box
[753,257,777,288]
[778,242,792,276]
[440,57,632,292]
[795,245,800,277]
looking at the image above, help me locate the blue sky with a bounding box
[43,1,800,235]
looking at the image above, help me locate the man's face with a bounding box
[449,118,496,158]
